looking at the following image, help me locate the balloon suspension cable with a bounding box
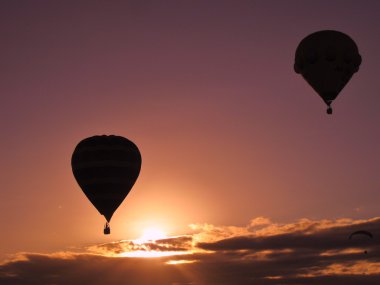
[104,222,111,235]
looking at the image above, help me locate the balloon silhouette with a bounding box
[72,135,141,234]
[349,230,373,254]
[294,30,361,114]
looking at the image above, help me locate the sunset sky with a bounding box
[1,1,380,284]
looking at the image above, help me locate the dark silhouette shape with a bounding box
[294,30,362,114]
[349,230,373,254]
[104,222,111,235]
[71,135,142,235]
[327,105,333,115]
[349,230,373,240]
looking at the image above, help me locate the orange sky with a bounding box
[1,216,380,284]
[1,2,380,277]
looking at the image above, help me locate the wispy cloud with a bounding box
[87,235,194,257]
[1,217,379,285]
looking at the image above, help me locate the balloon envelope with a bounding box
[294,30,361,111]
[71,135,141,222]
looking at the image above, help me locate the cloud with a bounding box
[87,235,194,256]
[1,217,380,285]
[0,253,188,285]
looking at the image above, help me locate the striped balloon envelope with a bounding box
[71,135,142,234]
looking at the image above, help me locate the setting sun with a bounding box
[135,227,167,243]
[117,228,193,258]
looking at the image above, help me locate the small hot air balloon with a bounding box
[349,230,373,254]
[294,30,361,114]
[71,135,142,234]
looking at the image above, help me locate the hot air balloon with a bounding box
[294,30,361,114]
[349,230,373,254]
[71,135,142,235]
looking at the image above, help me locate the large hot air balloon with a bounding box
[71,135,142,234]
[294,30,361,114]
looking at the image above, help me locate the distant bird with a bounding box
[72,135,142,235]
[294,30,361,114]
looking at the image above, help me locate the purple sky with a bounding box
[1,1,380,282]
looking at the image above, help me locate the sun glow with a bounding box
[120,250,190,258]
[117,227,193,258]
[135,227,167,244]
[166,259,197,265]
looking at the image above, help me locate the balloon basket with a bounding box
[104,222,111,235]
